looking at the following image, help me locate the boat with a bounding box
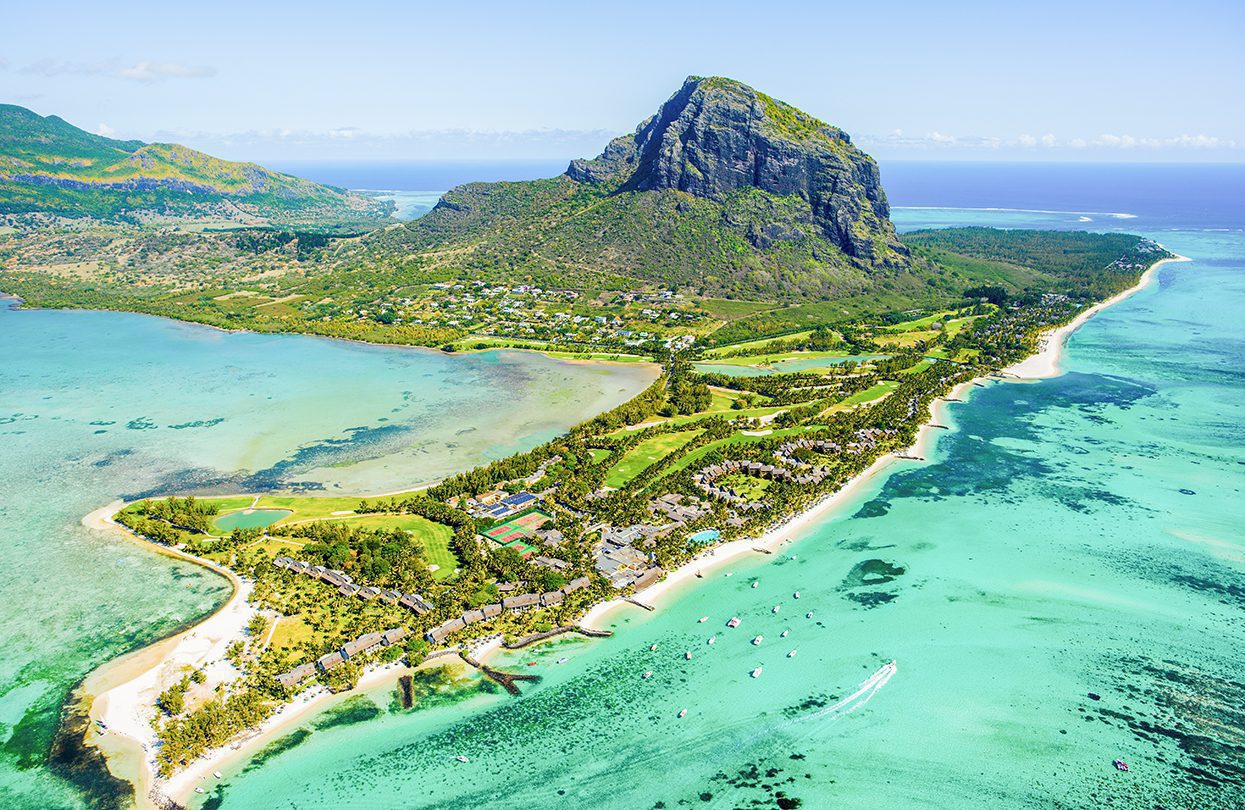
[195,787,206,794]
[678,709,688,718]
[805,611,814,619]
[557,657,568,664]
[650,644,658,651]
[780,630,789,638]
[1113,759,1129,772]
[793,591,801,599]
[752,635,764,645]
[751,581,759,589]
[642,671,653,679]
[751,666,763,678]
[727,616,741,628]
[685,651,693,660]
[787,649,797,658]
[707,635,716,645]
[455,755,470,763]
[213,770,223,779]
[725,572,734,577]
[772,605,781,613]
[698,616,708,623]
[527,661,537,666]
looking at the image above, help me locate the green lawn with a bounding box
[332,513,458,579]
[825,380,900,412]
[605,429,703,488]
[588,448,612,464]
[720,473,770,501]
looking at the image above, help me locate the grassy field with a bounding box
[701,330,816,357]
[331,513,458,579]
[824,380,900,412]
[605,429,703,488]
[588,448,612,464]
[719,473,770,501]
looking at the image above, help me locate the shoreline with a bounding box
[72,251,1186,808]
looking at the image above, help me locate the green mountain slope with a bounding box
[0,104,391,227]
[380,76,909,300]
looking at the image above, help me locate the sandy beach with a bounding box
[74,251,1187,808]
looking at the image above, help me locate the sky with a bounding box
[2,0,1242,163]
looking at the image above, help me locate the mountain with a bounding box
[0,104,391,228]
[386,76,909,300]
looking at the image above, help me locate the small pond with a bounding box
[213,508,293,532]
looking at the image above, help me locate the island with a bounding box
[0,76,1181,808]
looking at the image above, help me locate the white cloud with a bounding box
[1040,133,1057,147]
[16,58,214,82]
[118,61,215,82]
[1018,133,1038,147]
[926,130,956,144]
[95,123,117,137]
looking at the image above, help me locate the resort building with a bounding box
[317,651,345,672]
[502,592,542,610]
[341,632,383,659]
[276,662,317,690]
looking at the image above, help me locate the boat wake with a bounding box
[803,661,898,722]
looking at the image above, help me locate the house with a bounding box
[358,586,381,600]
[502,593,541,610]
[399,593,432,614]
[563,576,591,594]
[273,556,292,569]
[496,582,521,593]
[462,609,486,625]
[310,565,328,579]
[540,591,564,607]
[633,567,664,591]
[532,556,570,571]
[381,627,408,646]
[338,583,361,597]
[500,491,539,512]
[277,662,317,690]
[379,589,402,605]
[317,651,345,672]
[341,632,383,659]
[534,528,564,545]
[482,603,503,618]
[426,617,466,644]
[291,560,310,574]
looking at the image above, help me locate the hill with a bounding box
[380,76,911,300]
[0,104,392,228]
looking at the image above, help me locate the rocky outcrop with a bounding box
[567,76,906,268]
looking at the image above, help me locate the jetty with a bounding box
[457,651,540,696]
[624,597,655,611]
[503,625,613,650]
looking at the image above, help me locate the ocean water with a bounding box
[197,164,1244,809]
[0,309,654,808]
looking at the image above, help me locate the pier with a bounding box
[458,651,540,695]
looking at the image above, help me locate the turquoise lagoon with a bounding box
[202,205,1245,807]
[0,308,655,808]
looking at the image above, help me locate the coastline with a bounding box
[1001,253,1189,380]
[72,251,1186,808]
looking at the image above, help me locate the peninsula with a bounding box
[1,77,1178,808]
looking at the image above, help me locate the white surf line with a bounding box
[802,661,898,723]
[893,206,1137,219]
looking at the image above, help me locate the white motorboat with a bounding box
[751,581,759,589]
[772,605,781,613]
[787,649,798,658]
[698,616,708,623]
[643,670,653,679]
[780,630,789,638]
[455,755,470,763]
[707,635,716,645]
[685,651,693,660]
[793,591,801,599]
[751,666,763,678]
[806,611,814,619]
[727,616,741,628]
[678,708,688,717]
[650,644,658,651]
[752,635,764,645]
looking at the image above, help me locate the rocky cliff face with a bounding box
[567,76,906,267]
